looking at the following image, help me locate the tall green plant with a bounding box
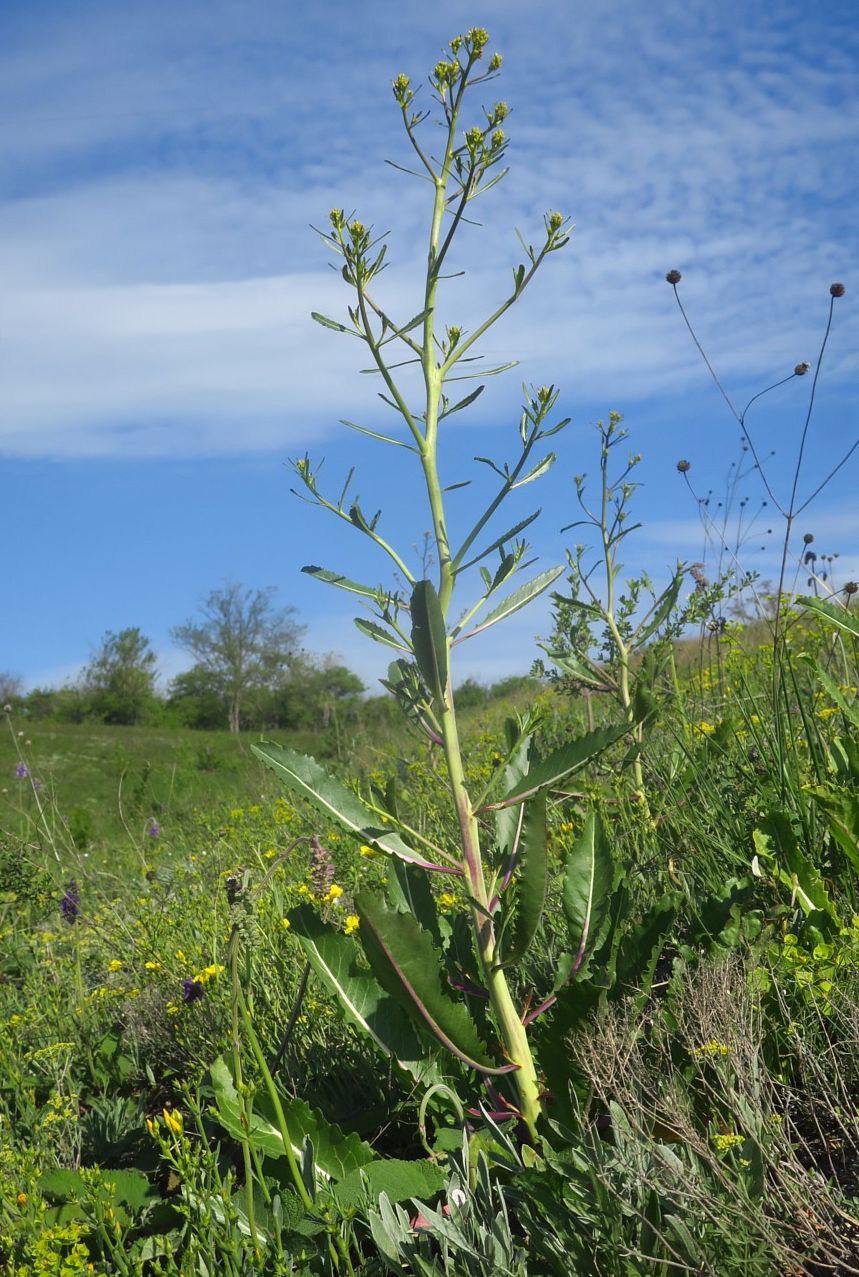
[254,29,624,1139]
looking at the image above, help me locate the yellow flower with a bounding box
[359,843,378,858]
[175,949,186,962]
[750,714,760,725]
[17,1192,27,1207]
[162,1108,183,1135]
[344,915,360,936]
[107,959,123,973]
[817,707,838,720]
[438,891,457,913]
[264,848,277,860]
[696,721,716,735]
[712,1131,743,1152]
[281,917,291,929]
[166,1003,180,1016]
[296,884,312,898]
[322,884,344,905]
[144,961,161,972]
[194,963,224,985]
[694,1040,730,1058]
[145,1117,157,1138]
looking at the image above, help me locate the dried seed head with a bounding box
[794,362,810,375]
[676,459,691,473]
[666,269,682,285]
[803,532,814,545]
[844,581,858,596]
[830,282,846,298]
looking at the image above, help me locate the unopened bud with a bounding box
[489,52,502,71]
[830,282,846,298]
[676,459,690,473]
[466,27,489,53]
[844,581,858,596]
[794,362,810,375]
[802,532,814,545]
[547,210,564,233]
[666,269,682,285]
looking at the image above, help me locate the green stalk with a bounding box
[230,938,260,1255]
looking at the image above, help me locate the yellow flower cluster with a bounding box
[711,1131,744,1152]
[344,915,360,936]
[322,884,343,906]
[696,721,716,735]
[192,963,224,986]
[438,891,457,913]
[694,1040,730,1058]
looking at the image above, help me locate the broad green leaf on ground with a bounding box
[410,580,449,705]
[562,811,614,975]
[286,905,435,1082]
[487,723,627,808]
[252,743,458,873]
[210,1057,374,1180]
[497,793,547,968]
[355,894,510,1074]
[332,1158,445,1209]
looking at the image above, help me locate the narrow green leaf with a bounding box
[811,661,859,729]
[353,617,411,653]
[458,509,541,570]
[302,565,382,601]
[311,311,353,334]
[543,648,606,687]
[493,721,533,854]
[252,743,458,873]
[286,906,433,1081]
[498,793,547,968]
[635,570,683,644]
[457,566,565,642]
[355,894,510,1074]
[410,580,449,705]
[562,812,614,976]
[797,596,859,638]
[487,723,627,808]
[439,385,484,420]
[341,419,418,451]
[510,452,555,489]
[612,895,676,999]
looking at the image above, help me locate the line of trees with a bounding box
[5,583,365,734]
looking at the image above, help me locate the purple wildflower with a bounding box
[60,881,80,923]
[182,977,204,1004]
[310,834,334,897]
[147,821,161,839]
[15,762,28,780]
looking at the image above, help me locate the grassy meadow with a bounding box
[1,616,858,1275]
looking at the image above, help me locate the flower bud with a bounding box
[844,581,857,596]
[666,269,682,285]
[466,27,489,53]
[830,282,845,298]
[492,101,509,123]
[676,459,690,473]
[803,532,814,544]
[794,362,810,375]
[547,210,564,233]
[329,208,344,231]
[489,52,503,71]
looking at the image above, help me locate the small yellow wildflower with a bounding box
[694,1040,730,1058]
[107,959,123,973]
[817,706,838,720]
[322,884,344,905]
[696,721,716,735]
[359,843,378,858]
[194,963,224,985]
[750,714,760,725]
[344,915,360,936]
[145,1117,157,1138]
[17,1192,27,1207]
[438,891,457,913]
[712,1131,743,1152]
[175,949,186,962]
[162,1108,183,1135]
[296,884,312,899]
[144,961,161,972]
[166,1003,180,1016]
[281,917,291,930]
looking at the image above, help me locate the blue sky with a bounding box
[2,0,857,692]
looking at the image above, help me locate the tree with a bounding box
[166,665,226,730]
[171,583,304,732]
[0,672,23,708]
[83,627,159,725]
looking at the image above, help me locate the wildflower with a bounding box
[818,707,838,720]
[546,210,564,233]
[147,821,160,839]
[194,963,224,985]
[14,762,28,779]
[344,914,360,936]
[174,949,186,962]
[60,881,80,924]
[166,1003,180,1016]
[803,532,814,545]
[281,917,291,929]
[666,269,682,285]
[162,1108,183,1135]
[17,1192,27,1207]
[182,977,204,1004]
[359,843,378,858]
[225,875,241,906]
[794,362,810,375]
[676,459,691,473]
[845,581,858,596]
[438,891,457,913]
[694,1040,730,1058]
[489,52,502,72]
[696,721,716,735]
[310,834,335,896]
[322,883,344,906]
[145,1117,157,1138]
[750,714,760,725]
[712,1131,744,1152]
[830,282,846,298]
[107,959,123,973]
